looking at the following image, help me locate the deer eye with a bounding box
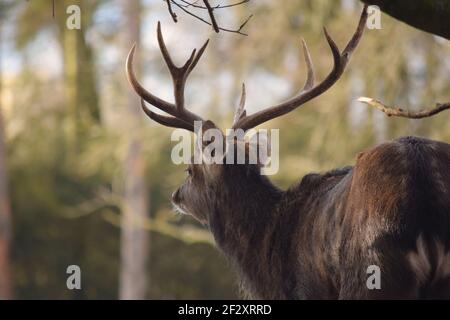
[185,167,193,176]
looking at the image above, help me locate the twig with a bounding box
[213,0,250,9]
[179,0,250,9]
[178,0,202,8]
[166,0,178,22]
[235,14,253,34]
[170,0,252,36]
[60,187,123,219]
[203,0,220,33]
[358,97,450,119]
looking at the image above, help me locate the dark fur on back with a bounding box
[203,136,450,299]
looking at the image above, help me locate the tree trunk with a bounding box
[361,0,450,40]
[119,0,149,300]
[61,0,100,151]
[0,18,13,300]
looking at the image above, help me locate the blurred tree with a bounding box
[2,0,449,300]
[0,2,13,300]
[16,0,102,151]
[59,0,101,149]
[118,0,149,300]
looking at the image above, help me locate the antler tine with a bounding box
[127,22,208,132]
[126,43,178,118]
[156,22,176,71]
[323,27,342,72]
[188,39,210,74]
[233,83,247,126]
[141,99,194,131]
[343,6,368,57]
[232,5,369,131]
[301,39,315,92]
[239,83,247,115]
[157,21,188,111]
[157,22,209,114]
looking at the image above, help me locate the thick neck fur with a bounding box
[207,164,283,298]
[206,165,353,299]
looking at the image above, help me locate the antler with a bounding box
[232,5,369,131]
[126,22,209,132]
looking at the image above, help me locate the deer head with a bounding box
[125,6,450,300]
[126,7,368,226]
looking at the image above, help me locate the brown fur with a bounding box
[172,135,450,299]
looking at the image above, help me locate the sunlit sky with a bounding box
[1,0,449,119]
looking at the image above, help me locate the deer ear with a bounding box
[194,120,226,168]
[247,130,271,166]
[200,120,219,147]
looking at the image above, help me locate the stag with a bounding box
[126,5,450,299]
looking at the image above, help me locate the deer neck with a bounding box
[207,166,283,296]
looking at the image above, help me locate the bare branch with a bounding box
[235,14,253,34]
[103,210,214,245]
[213,0,250,9]
[358,97,450,119]
[179,0,250,10]
[167,0,252,36]
[178,0,203,8]
[166,0,178,22]
[203,0,220,33]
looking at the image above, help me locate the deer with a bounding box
[126,5,450,299]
